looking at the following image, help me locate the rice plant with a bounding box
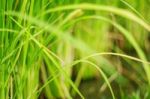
[0,0,150,99]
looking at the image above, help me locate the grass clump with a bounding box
[0,0,150,99]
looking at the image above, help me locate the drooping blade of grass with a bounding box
[71,15,150,84]
[40,3,150,31]
[119,0,146,21]
[35,51,150,94]
[37,51,150,99]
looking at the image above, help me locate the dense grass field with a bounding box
[0,0,150,99]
